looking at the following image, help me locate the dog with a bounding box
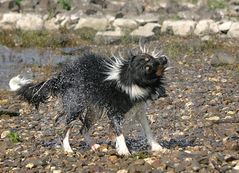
[9,47,168,155]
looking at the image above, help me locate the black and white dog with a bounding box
[9,47,168,155]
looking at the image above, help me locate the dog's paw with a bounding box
[63,141,74,153]
[64,147,74,153]
[151,142,168,153]
[116,146,131,156]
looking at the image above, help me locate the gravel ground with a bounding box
[0,37,239,172]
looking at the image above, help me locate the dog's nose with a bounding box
[159,55,168,65]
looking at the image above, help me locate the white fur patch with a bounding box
[63,128,73,153]
[104,55,124,81]
[9,75,32,91]
[116,134,130,155]
[120,84,149,100]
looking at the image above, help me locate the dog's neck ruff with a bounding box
[105,56,149,100]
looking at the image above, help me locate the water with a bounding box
[0,45,78,90]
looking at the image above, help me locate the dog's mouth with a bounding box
[155,55,169,78]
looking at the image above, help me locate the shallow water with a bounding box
[0,45,78,90]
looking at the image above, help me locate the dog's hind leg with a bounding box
[63,126,73,153]
[135,103,165,152]
[80,126,100,151]
[108,111,130,156]
[80,106,104,151]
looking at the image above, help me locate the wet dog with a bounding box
[9,47,168,155]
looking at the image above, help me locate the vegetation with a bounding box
[0,28,95,48]
[7,131,21,143]
[15,0,22,7]
[58,0,71,11]
[208,0,227,9]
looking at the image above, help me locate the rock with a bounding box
[228,22,239,38]
[194,19,219,36]
[113,18,138,30]
[218,21,233,34]
[117,169,127,173]
[191,160,201,171]
[74,17,108,31]
[1,130,10,139]
[130,23,161,39]
[177,11,200,20]
[161,20,196,36]
[134,13,159,24]
[44,18,59,30]
[211,52,239,66]
[0,12,22,30]
[25,163,35,169]
[161,20,175,34]
[108,155,118,164]
[16,13,44,30]
[206,116,220,121]
[233,161,239,170]
[95,28,124,44]
[120,0,144,15]
[224,155,237,162]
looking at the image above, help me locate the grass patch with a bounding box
[58,0,71,11]
[75,28,97,42]
[131,151,150,160]
[157,35,239,60]
[208,0,227,9]
[0,29,96,48]
[7,131,21,143]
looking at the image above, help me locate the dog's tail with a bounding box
[9,75,60,109]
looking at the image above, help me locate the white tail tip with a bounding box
[9,75,32,91]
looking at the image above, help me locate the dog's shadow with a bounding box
[41,136,198,153]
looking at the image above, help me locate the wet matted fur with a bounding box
[9,48,169,155]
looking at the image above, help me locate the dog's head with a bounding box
[127,53,168,85]
[105,49,168,100]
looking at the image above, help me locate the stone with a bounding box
[0,12,22,30]
[228,22,239,38]
[117,169,127,173]
[134,13,159,24]
[130,23,161,39]
[16,13,44,30]
[218,21,233,33]
[161,20,196,36]
[25,163,35,169]
[172,20,196,36]
[1,130,10,139]
[95,28,124,44]
[161,20,175,34]
[177,11,200,20]
[206,116,220,121]
[191,160,201,171]
[211,52,239,66]
[194,19,219,36]
[120,0,144,15]
[74,17,108,31]
[113,18,138,30]
[44,18,59,30]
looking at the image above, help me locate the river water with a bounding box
[0,45,79,90]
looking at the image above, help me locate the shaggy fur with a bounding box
[10,49,168,155]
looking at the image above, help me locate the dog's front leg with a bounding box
[136,103,165,152]
[110,116,130,156]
